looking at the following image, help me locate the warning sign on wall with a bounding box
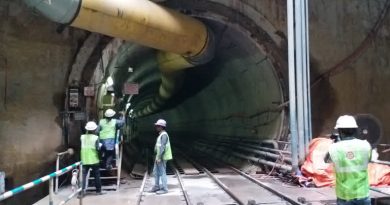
[123,83,139,95]
[84,86,95,97]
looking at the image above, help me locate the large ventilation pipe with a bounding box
[24,0,215,116]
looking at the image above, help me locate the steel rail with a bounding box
[172,165,192,205]
[178,152,245,205]
[227,165,303,205]
[185,147,302,205]
[136,170,148,205]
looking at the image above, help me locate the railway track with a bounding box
[136,160,192,205]
[135,151,300,205]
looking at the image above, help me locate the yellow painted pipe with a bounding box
[71,0,208,58]
[135,52,190,116]
[24,0,214,117]
[70,0,213,117]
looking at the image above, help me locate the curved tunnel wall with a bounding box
[2,0,390,204]
[128,1,289,150]
[135,23,286,142]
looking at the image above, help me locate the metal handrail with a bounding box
[115,133,123,189]
[0,162,82,205]
[55,148,74,193]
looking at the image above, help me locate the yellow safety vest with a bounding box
[80,134,100,165]
[99,119,116,139]
[155,131,173,161]
[329,138,371,200]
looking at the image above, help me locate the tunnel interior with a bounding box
[102,16,289,170]
[3,0,390,204]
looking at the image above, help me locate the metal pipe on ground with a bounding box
[194,142,292,172]
[200,138,291,155]
[231,153,292,172]
[234,145,292,164]
[196,140,292,164]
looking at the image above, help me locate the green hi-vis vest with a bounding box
[329,138,371,200]
[99,119,116,139]
[155,131,173,161]
[80,134,100,165]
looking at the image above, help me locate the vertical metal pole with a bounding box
[300,0,309,154]
[295,0,305,162]
[79,165,83,205]
[49,178,54,205]
[287,0,299,172]
[305,0,312,141]
[55,155,60,194]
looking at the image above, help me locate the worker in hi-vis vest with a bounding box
[149,119,173,195]
[98,109,124,170]
[329,115,372,205]
[80,121,105,196]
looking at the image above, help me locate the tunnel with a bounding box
[118,16,289,171]
[1,0,390,204]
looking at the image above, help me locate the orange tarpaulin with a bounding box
[301,137,390,187]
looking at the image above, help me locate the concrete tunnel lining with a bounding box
[1,0,290,203]
[107,14,288,166]
[3,0,390,204]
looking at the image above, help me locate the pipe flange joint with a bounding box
[185,28,215,66]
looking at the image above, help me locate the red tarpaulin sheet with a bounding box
[301,137,390,187]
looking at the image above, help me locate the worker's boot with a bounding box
[96,191,107,195]
[156,189,168,195]
[148,186,160,193]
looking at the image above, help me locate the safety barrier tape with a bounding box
[0,162,81,201]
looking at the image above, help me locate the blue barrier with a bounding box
[0,162,81,201]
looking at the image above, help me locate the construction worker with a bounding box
[80,121,104,196]
[98,108,124,170]
[329,115,371,205]
[149,119,173,194]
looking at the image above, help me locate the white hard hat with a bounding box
[334,115,358,129]
[154,119,167,127]
[104,109,116,117]
[85,121,98,131]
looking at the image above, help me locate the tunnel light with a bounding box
[129,109,134,118]
[106,76,114,86]
[126,103,131,110]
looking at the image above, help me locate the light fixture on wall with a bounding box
[106,76,114,86]
[126,103,131,110]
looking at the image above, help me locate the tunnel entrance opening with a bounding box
[122,12,290,173]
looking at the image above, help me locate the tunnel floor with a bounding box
[34,172,390,205]
[33,151,390,205]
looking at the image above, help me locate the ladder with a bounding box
[87,132,123,191]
